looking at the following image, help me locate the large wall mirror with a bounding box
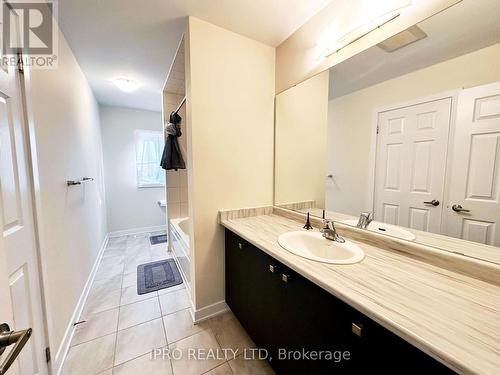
[274,0,500,264]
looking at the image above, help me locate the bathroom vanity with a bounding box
[221,1,500,373]
[220,208,500,375]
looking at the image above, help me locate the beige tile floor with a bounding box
[61,233,274,375]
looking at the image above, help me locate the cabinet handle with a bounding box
[269,265,277,273]
[352,322,363,337]
[238,242,245,249]
[281,274,290,283]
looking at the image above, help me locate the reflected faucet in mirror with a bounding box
[357,212,374,229]
[321,219,345,243]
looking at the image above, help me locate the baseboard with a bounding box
[192,300,229,324]
[108,224,166,238]
[53,234,109,375]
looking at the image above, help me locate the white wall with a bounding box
[28,30,107,353]
[275,70,329,208]
[326,42,500,215]
[186,17,275,313]
[100,105,166,233]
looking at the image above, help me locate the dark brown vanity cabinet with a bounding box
[225,229,455,374]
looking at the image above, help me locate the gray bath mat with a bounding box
[137,259,183,295]
[150,234,167,245]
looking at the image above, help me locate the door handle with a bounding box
[423,199,440,207]
[0,323,32,374]
[452,204,470,213]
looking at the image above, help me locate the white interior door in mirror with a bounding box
[374,97,452,233]
[444,82,500,246]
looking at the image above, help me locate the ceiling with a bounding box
[58,0,332,112]
[329,0,500,98]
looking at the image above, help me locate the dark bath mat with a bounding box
[137,259,183,295]
[150,234,168,245]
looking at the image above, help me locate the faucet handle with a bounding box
[360,211,373,219]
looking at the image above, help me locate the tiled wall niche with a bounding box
[163,38,188,220]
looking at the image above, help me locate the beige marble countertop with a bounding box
[220,211,500,375]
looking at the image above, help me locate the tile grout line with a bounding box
[111,234,134,373]
[65,233,182,374]
[113,233,165,372]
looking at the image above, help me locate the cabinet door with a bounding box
[225,230,283,357]
[244,243,283,360]
[225,230,252,327]
[350,310,455,374]
[276,266,357,374]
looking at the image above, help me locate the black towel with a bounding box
[160,112,186,170]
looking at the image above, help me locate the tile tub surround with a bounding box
[220,208,500,375]
[61,232,273,375]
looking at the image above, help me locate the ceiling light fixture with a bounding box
[113,78,140,92]
[322,1,412,58]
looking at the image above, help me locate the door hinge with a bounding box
[45,347,51,363]
[376,125,380,135]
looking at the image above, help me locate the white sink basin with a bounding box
[278,231,364,264]
[342,219,416,241]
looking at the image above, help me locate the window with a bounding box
[135,130,165,187]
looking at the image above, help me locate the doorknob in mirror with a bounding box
[424,200,440,206]
[0,323,32,374]
[452,204,470,213]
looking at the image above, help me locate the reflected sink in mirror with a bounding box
[342,219,416,241]
[278,231,364,264]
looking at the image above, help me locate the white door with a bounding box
[374,97,452,233]
[0,235,17,375]
[0,53,49,375]
[443,82,500,246]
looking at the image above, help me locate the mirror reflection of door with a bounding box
[373,96,452,234]
[443,82,500,246]
[373,82,500,246]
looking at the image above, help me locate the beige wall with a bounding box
[275,70,329,208]
[326,42,500,214]
[29,30,107,353]
[100,105,165,232]
[186,17,275,311]
[275,0,461,93]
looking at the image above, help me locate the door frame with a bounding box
[366,90,460,222]
[6,57,54,373]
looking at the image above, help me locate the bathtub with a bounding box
[169,217,191,290]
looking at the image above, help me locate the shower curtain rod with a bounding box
[174,96,186,114]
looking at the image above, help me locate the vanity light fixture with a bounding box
[322,0,412,58]
[113,77,140,92]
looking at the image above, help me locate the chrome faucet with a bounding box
[357,212,373,229]
[321,219,345,243]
